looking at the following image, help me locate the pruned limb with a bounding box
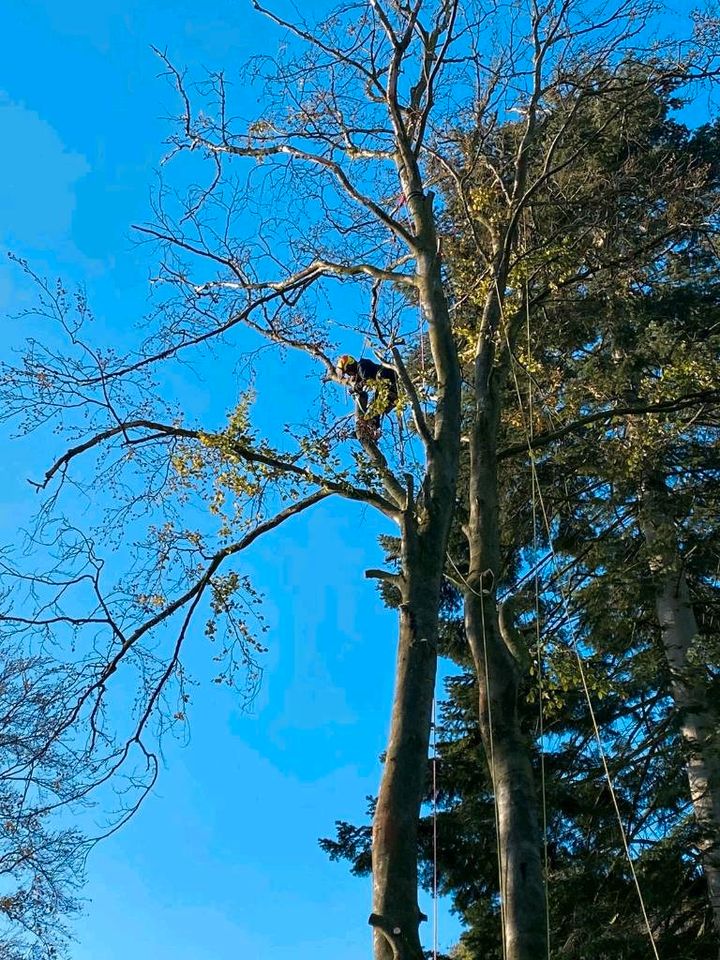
[365,568,403,584]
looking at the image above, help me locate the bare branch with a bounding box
[499,392,720,461]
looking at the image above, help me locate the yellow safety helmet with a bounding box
[337,354,357,374]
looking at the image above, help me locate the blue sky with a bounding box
[0,2,461,958]
[1,0,709,957]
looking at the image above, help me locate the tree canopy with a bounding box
[1,1,719,958]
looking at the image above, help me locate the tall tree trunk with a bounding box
[640,479,720,938]
[371,520,448,960]
[464,367,547,960]
[370,183,461,959]
[457,54,548,943]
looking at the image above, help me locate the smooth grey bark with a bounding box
[369,166,461,957]
[464,585,547,960]
[641,478,720,940]
[463,315,547,960]
[455,23,557,946]
[455,57,549,939]
[371,518,453,960]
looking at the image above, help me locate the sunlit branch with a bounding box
[33,418,402,518]
[57,490,333,735]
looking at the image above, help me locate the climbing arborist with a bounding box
[336,354,398,440]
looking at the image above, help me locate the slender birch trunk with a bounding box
[640,479,720,941]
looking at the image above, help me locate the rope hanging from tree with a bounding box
[504,280,661,960]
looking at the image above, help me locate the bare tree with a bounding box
[2,4,464,958]
[0,647,86,959]
[1,2,717,959]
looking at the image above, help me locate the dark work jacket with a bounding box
[352,360,398,415]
